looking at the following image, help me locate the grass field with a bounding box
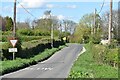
[68,43,118,78]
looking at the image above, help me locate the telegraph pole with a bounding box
[13,0,16,37]
[51,23,53,48]
[63,20,67,42]
[49,13,53,48]
[94,8,97,34]
[108,0,113,44]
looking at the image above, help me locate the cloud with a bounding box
[46,4,54,8]
[40,14,65,20]
[17,0,45,8]
[45,4,78,9]
[57,15,65,20]
[17,0,78,9]
[66,5,77,9]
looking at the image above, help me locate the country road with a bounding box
[2,44,83,79]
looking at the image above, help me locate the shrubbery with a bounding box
[2,39,65,60]
[92,43,118,67]
[17,29,50,36]
[17,29,34,36]
[90,34,101,44]
[2,35,8,42]
[2,35,46,42]
[2,31,12,35]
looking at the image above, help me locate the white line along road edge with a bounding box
[75,46,86,61]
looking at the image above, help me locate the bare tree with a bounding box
[25,17,31,28]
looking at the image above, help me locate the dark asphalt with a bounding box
[2,43,83,78]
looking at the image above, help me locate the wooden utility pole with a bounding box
[94,8,97,34]
[13,0,16,37]
[49,13,53,48]
[64,21,67,42]
[108,0,112,44]
[51,23,53,48]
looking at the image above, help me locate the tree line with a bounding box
[0,11,77,40]
[70,10,119,43]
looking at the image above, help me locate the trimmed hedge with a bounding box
[2,40,65,60]
[2,35,46,42]
[17,29,50,36]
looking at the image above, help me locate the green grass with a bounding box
[68,43,118,78]
[0,45,65,75]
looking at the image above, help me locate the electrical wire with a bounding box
[98,0,105,14]
[17,1,37,19]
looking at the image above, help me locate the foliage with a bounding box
[59,31,70,38]
[33,29,50,36]
[17,29,51,36]
[107,39,118,49]
[2,35,45,42]
[68,43,118,78]
[92,44,118,68]
[90,33,101,44]
[70,24,91,43]
[4,16,13,31]
[2,35,8,42]
[2,31,12,35]
[2,39,65,60]
[17,29,34,36]
[70,13,102,44]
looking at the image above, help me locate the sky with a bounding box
[0,0,118,23]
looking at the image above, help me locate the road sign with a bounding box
[63,37,66,41]
[10,40,18,47]
[9,48,17,52]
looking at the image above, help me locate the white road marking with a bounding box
[41,67,53,71]
[37,68,40,70]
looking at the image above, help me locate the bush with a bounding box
[90,34,101,44]
[19,36,43,42]
[17,29,50,36]
[83,35,90,43]
[33,29,50,36]
[2,35,8,42]
[106,48,118,67]
[92,44,118,67]
[2,31,12,35]
[107,39,118,49]
[17,29,34,36]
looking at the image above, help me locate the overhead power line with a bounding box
[98,0,105,14]
[17,1,37,19]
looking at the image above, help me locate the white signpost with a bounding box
[9,39,18,60]
[9,48,17,52]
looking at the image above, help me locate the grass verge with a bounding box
[68,43,118,78]
[0,45,65,75]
